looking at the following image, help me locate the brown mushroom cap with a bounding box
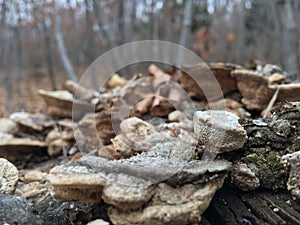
[179,63,242,101]
[231,69,274,110]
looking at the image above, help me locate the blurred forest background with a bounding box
[0,0,299,116]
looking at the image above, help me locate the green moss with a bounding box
[242,147,288,190]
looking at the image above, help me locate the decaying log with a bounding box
[203,187,300,225]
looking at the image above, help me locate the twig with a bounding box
[263,85,280,119]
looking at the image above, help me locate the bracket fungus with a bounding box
[0,158,19,195]
[179,63,241,101]
[231,69,300,111]
[0,138,47,162]
[47,154,231,224]
[193,110,247,153]
[1,63,299,224]
[38,89,93,119]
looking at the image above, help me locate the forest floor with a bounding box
[0,63,300,225]
[0,67,88,117]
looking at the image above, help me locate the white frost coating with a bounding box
[194,110,241,130]
[87,219,110,225]
[193,110,247,152]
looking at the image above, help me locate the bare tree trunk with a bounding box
[276,0,299,79]
[124,0,134,42]
[13,2,24,110]
[55,3,77,82]
[152,0,159,40]
[152,0,159,60]
[0,0,14,113]
[91,1,107,46]
[211,0,230,62]
[235,1,245,64]
[0,0,7,65]
[269,0,281,65]
[118,0,125,44]
[83,0,95,63]
[93,0,124,74]
[94,0,118,49]
[178,0,194,64]
[2,72,14,113]
[41,19,56,90]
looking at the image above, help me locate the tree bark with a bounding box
[204,187,300,225]
[276,0,299,79]
[55,3,77,82]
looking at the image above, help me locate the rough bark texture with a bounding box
[202,187,300,225]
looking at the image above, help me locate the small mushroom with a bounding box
[0,158,19,194]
